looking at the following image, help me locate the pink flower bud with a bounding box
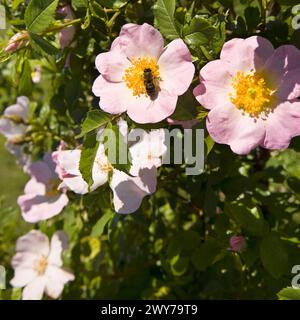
[4,31,28,53]
[57,5,76,49]
[229,236,247,253]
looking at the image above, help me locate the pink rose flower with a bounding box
[92,23,195,124]
[10,230,74,300]
[194,36,300,154]
[18,153,69,223]
[229,235,247,253]
[55,125,167,214]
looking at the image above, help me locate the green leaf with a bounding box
[104,122,130,173]
[78,110,111,138]
[72,0,88,9]
[96,0,128,9]
[29,33,59,56]
[278,287,300,300]
[0,50,13,64]
[81,8,91,29]
[91,210,114,237]
[154,0,181,40]
[191,239,223,271]
[12,0,23,10]
[225,200,268,236]
[19,59,33,96]
[79,133,100,187]
[260,232,289,279]
[205,135,215,157]
[183,15,225,56]
[25,0,59,33]
[171,90,197,120]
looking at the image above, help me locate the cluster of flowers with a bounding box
[2,20,300,299]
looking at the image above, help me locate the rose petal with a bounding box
[263,100,300,150]
[117,23,164,60]
[10,267,37,288]
[277,68,300,100]
[206,104,265,155]
[18,194,69,223]
[158,39,195,95]
[193,60,233,110]
[47,231,68,267]
[220,36,274,73]
[110,169,151,214]
[92,76,129,114]
[126,89,178,124]
[95,51,130,82]
[22,276,46,300]
[45,265,74,299]
[264,45,300,80]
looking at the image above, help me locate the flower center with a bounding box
[35,255,48,275]
[229,71,276,117]
[123,57,160,96]
[95,157,113,172]
[46,178,60,197]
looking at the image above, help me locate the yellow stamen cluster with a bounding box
[35,256,48,275]
[230,71,275,117]
[123,57,160,96]
[95,157,113,172]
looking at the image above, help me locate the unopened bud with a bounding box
[4,31,28,53]
[229,236,247,253]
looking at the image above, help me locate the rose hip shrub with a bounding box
[1,0,300,300]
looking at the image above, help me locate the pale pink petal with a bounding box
[57,149,81,176]
[11,252,39,269]
[24,178,45,196]
[0,118,27,140]
[110,169,150,214]
[92,76,128,114]
[27,161,55,185]
[206,104,265,155]
[263,100,300,150]
[193,60,233,110]
[264,45,300,80]
[45,265,74,299]
[129,129,167,172]
[277,68,300,100]
[48,231,68,267]
[63,175,88,194]
[10,267,37,288]
[220,36,274,73]
[5,96,29,121]
[22,277,46,300]
[158,39,195,95]
[117,23,164,60]
[91,144,109,189]
[127,89,178,123]
[18,193,69,223]
[15,230,49,256]
[95,51,130,82]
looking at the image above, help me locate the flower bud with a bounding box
[4,31,28,53]
[57,5,76,49]
[229,236,247,253]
